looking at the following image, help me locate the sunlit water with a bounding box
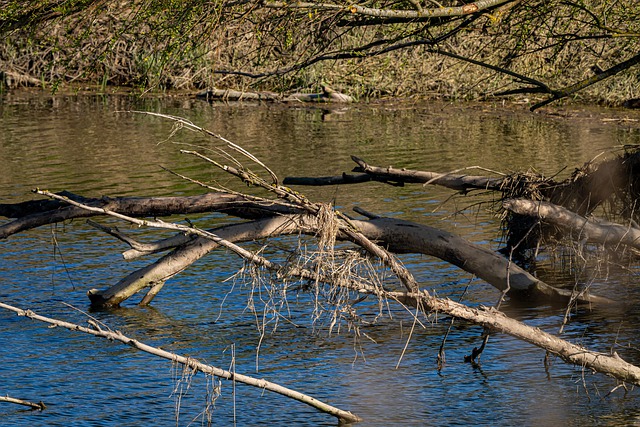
[1,92,640,426]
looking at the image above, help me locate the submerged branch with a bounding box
[350,156,504,191]
[285,157,504,191]
[390,290,640,386]
[0,301,361,424]
[0,395,46,411]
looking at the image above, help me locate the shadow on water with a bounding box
[1,92,640,425]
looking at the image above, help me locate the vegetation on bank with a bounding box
[0,0,639,106]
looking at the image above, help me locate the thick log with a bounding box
[88,214,609,307]
[196,88,282,102]
[0,191,91,218]
[349,217,610,304]
[503,198,640,249]
[0,192,302,239]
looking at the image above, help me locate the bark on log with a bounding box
[503,198,640,249]
[0,301,361,424]
[352,156,503,191]
[0,192,303,239]
[87,216,303,306]
[284,157,503,190]
[196,88,282,102]
[88,214,610,307]
[283,173,376,186]
[0,191,91,217]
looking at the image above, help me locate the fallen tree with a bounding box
[3,114,640,423]
[286,149,640,257]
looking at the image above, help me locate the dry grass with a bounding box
[1,1,638,103]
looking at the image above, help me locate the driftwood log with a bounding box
[12,193,638,389]
[86,214,610,307]
[196,85,353,103]
[0,192,303,240]
[7,189,607,307]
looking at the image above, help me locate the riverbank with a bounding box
[1,1,638,106]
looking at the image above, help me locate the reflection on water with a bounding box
[1,92,640,426]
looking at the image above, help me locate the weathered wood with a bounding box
[87,213,609,307]
[283,173,375,186]
[0,191,90,218]
[503,198,640,249]
[351,156,504,191]
[0,192,303,239]
[196,85,353,103]
[390,290,640,386]
[349,217,611,304]
[196,88,282,102]
[0,301,361,424]
[0,395,46,410]
[87,216,301,306]
[284,157,504,190]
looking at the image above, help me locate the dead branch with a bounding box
[77,209,608,307]
[285,156,504,191]
[0,192,303,239]
[350,156,505,191]
[262,0,516,19]
[391,290,640,386]
[0,301,361,424]
[37,196,631,386]
[0,395,46,411]
[503,198,640,250]
[87,216,308,306]
[196,88,282,102]
[530,51,640,111]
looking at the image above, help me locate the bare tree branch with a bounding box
[262,0,517,19]
[0,301,361,424]
[0,395,46,411]
[530,51,640,111]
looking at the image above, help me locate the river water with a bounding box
[1,92,640,426]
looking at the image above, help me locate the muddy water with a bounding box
[1,92,640,426]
